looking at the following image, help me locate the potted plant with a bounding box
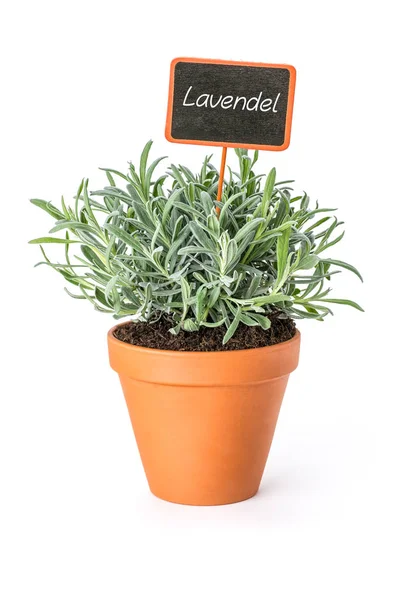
[29,142,363,505]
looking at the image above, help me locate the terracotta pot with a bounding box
[108,326,300,506]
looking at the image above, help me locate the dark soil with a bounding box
[113,312,296,352]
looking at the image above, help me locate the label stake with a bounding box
[216,146,227,216]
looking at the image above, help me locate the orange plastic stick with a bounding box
[216,146,227,215]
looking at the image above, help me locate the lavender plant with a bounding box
[29,142,363,343]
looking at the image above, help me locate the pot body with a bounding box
[108,327,300,506]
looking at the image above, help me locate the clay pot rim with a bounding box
[108,322,300,358]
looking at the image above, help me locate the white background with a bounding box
[1,1,400,598]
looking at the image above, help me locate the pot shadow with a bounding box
[133,465,320,531]
[255,472,306,498]
[251,470,317,500]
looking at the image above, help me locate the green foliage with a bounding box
[29,142,363,343]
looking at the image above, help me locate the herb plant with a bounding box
[29,142,363,344]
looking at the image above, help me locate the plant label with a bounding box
[166,58,296,151]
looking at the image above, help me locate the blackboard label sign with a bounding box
[166,57,296,151]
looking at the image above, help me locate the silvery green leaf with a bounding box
[182,319,199,332]
[168,164,186,188]
[200,191,213,213]
[220,274,236,287]
[104,224,144,254]
[173,202,204,220]
[195,286,207,321]
[152,246,164,258]
[297,254,320,270]
[232,193,260,215]
[300,192,310,210]
[276,223,290,278]
[245,275,262,298]
[171,215,184,241]
[165,226,191,270]
[126,183,142,203]
[189,222,216,251]
[91,188,132,203]
[239,313,259,326]
[180,277,191,311]
[168,266,189,281]
[207,212,220,236]
[29,237,80,244]
[162,187,183,226]
[144,156,167,196]
[226,239,238,266]
[145,286,152,305]
[261,167,276,218]
[49,220,98,235]
[249,314,271,329]
[139,140,153,188]
[192,272,208,284]
[236,231,257,260]
[105,170,116,185]
[99,167,129,182]
[299,207,337,224]
[219,190,244,226]
[234,218,265,244]
[320,259,363,282]
[64,287,86,299]
[178,246,219,256]
[80,245,106,269]
[316,231,345,254]
[316,298,364,311]
[237,294,291,306]
[122,287,139,305]
[304,216,331,232]
[30,199,65,220]
[200,318,226,328]
[223,308,241,344]
[105,275,118,300]
[95,287,113,307]
[207,286,221,309]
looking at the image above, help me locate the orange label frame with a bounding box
[165,57,296,152]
